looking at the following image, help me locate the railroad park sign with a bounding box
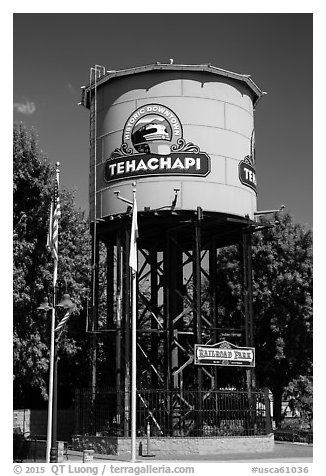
[194,340,255,368]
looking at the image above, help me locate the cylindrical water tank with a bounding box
[81,63,264,222]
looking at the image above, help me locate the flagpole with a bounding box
[131,265,137,461]
[46,162,60,463]
[46,292,55,463]
[131,186,137,462]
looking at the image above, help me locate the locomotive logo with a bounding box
[123,104,182,155]
[104,104,211,183]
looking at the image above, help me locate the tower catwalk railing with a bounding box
[74,388,272,438]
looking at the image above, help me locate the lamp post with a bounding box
[38,292,74,463]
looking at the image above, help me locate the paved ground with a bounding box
[66,442,313,463]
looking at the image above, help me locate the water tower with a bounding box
[79,62,266,436]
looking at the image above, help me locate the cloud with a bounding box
[13,100,36,115]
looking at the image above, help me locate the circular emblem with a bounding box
[123,104,183,155]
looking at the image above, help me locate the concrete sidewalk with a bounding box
[67,442,313,463]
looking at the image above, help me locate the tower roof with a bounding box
[80,62,266,108]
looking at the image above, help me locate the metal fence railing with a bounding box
[75,388,272,438]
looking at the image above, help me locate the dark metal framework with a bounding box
[86,208,265,436]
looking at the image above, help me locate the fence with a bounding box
[75,388,272,438]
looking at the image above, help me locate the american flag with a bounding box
[55,310,70,332]
[47,165,61,286]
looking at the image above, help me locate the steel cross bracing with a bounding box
[86,210,260,435]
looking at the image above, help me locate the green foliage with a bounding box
[252,213,312,392]
[283,375,313,422]
[213,212,312,420]
[13,123,92,407]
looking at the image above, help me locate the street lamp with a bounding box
[38,292,74,463]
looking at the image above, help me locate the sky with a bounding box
[12,12,313,229]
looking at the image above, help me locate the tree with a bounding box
[214,212,312,426]
[253,213,312,426]
[283,375,313,425]
[13,123,92,408]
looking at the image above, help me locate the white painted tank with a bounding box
[81,63,264,222]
